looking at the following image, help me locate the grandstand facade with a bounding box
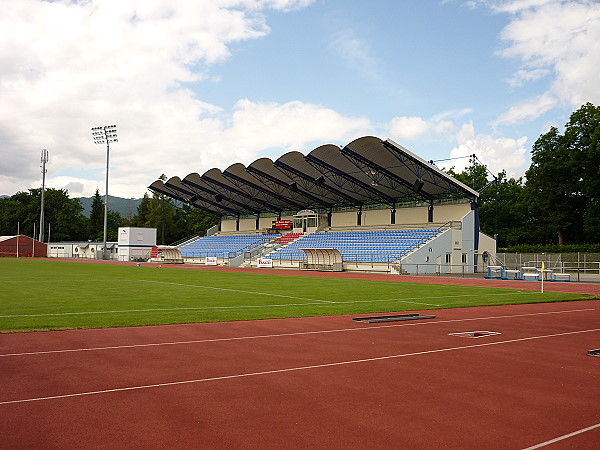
[150,136,496,274]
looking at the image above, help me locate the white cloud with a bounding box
[493,91,557,125]
[1,0,367,199]
[225,99,372,159]
[388,116,455,141]
[491,0,600,124]
[448,122,528,176]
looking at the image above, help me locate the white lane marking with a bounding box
[1,308,595,357]
[1,327,599,405]
[522,422,600,449]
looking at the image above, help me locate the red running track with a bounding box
[1,299,599,449]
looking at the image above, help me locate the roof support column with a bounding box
[236,215,240,231]
[256,214,260,231]
[391,204,396,225]
[428,200,434,223]
[471,201,480,273]
[327,208,332,228]
[357,206,362,226]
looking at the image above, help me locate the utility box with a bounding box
[117,227,157,262]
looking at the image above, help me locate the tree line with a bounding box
[0,176,218,244]
[1,103,598,249]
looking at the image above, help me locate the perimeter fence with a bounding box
[492,252,600,283]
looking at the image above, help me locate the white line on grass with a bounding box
[138,279,335,303]
[1,327,598,405]
[522,422,600,449]
[1,308,594,357]
[0,290,566,318]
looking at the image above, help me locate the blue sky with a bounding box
[1,0,599,199]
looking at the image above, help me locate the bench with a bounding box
[551,273,571,282]
[503,269,520,280]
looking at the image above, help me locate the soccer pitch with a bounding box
[0,259,594,332]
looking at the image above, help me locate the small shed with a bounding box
[0,235,47,258]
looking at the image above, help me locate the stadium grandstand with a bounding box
[149,136,496,274]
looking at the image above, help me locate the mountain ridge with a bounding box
[76,195,142,218]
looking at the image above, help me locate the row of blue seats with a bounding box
[179,234,279,257]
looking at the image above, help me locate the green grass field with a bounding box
[0,259,595,332]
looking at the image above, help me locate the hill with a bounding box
[77,195,142,219]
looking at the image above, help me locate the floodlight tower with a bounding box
[91,125,118,260]
[39,149,48,243]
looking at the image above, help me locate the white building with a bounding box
[47,242,117,259]
[117,227,157,262]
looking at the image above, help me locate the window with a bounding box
[445,253,451,264]
[462,253,468,264]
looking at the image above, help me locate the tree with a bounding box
[447,161,529,248]
[146,174,176,245]
[131,193,151,227]
[172,204,218,241]
[525,103,600,245]
[107,210,126,241]
[89,188,104,241]
[562,102,600,242]
[0,188,88,241]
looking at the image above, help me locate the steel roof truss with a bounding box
[149,183,226,217]
[340,146,434,201]
[222,170,304,211]
[246,165,332,209]
[165,180,241,216]
[181,178,261,215]
[382,141,474,198]
[200,174,275,212]
[305,154,396,206]
[273,160,358,207]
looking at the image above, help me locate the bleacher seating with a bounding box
[265,229,441,263]
[179,234,279,258]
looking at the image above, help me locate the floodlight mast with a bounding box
[91,125,118,260]
[39,149,48,243]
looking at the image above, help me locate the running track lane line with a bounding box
[1,308,595,357]
[522,422,600,449]
[1,327,598,406]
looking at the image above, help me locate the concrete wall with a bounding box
[363,208,391,226]
[399,207,496,275]
[220,203,472,233]
[400,229,453,274]
[331,211,358,227]
[432,203,471,223]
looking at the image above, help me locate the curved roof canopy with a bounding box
[149,136,478,217]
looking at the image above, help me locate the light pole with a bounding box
[91,125,118,260]
[39,149,48,243]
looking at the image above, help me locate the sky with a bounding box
[1,0,599,199]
